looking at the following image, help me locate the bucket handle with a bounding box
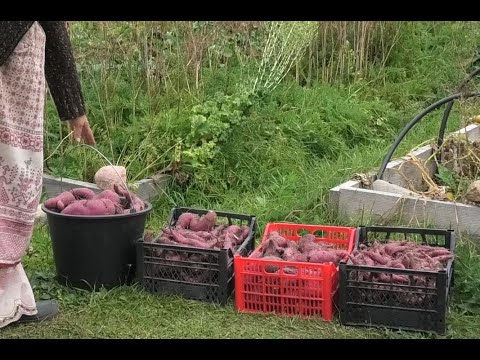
[44,132,137,213]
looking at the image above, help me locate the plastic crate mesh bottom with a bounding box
[346,306,442,325]
[143,278,223,301]
[143,247,220,285]
[240,274,326,316]
[345,269,439,310]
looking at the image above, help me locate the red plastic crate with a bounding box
[234,223,357,320]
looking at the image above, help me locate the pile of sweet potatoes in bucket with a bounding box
[44,184,145,215]
[144,211,252,283]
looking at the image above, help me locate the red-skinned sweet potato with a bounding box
[176,229,208,243]
[300,241,321,254]
[95,189,121,204]
[434,254,454,264]
[287,253,308,262]
[70,188,96,200]
[262,256,283,273]
[298,234,316,252]
[249,251,263,259]
[308,250,337,264]
[189,211,217,232]
[195,231,213,240]
[61,198,116,216]
[59,199,90,215]
[113,184,145,212]
[169,229,211,249]
[44,191,76,211]
[364,251,389,265]
[156,236,178,246]
[241,225,250,241]
[267,233,289,248]
[284,266,298,275]
[176,212,198,229]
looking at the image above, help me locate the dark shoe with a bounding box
[16,300,59,324]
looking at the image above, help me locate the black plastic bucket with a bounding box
[42,202,152,290]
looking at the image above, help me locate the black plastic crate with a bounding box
[339,226,455,335]
[136,207,257,305]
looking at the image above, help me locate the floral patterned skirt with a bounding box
[0,22,46,328]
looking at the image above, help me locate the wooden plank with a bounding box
[328,180,361,211]
[42,174,100,199]
[42,174,170,202]
[135,175,170,202]
[382,146,434,189]
[382,124,480,189]
[338,186,480,236]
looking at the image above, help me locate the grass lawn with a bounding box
[3,117,480,339]
[4,21,480,338]
[0,227,479,339]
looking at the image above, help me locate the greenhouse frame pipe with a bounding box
[377,92,480,180]
[435,101,454,163]
[435,67,480,164]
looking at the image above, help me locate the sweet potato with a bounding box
[113,184,144,212]
[222,233,235,250]
[288,253,308,262]
[377,273,409,284]
[249,251,263,259]
[429,248,453,258]
[114,183,132,200]
[176,212,198,229]
[169,229,211,249]
[287,240,299,252]
[70,187,96,200]
[262,238,284,258]
[95,189,121,205]
[362,254,375,266]
[262,256,283,273]
[224,225,244,245]
[133,197,145,212]
[100,198,116,215]
[364,251,389,265]
[241,225,250,241]
[225,224,241,235]
[59,199,89,215]
[44,191,76,211]
[61,198,116,216]
[300,241,321,254]
[192,231,213,240]
[211,224,226,238]
[284,266,298,275]
[156,236,178,246]
[189,211,217,232]
[386,259,405,269]
[433,254,454,264]
[282,247,296,260]
[57,200,67,211]
[143,230,156,242]
[334,250,349,262]
[265,232,289,248]
[384,244,409,256]
[178,229,208,243]
[298,234,316,252]
[308,250,337,264]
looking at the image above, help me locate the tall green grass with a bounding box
[43,21,480,190]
